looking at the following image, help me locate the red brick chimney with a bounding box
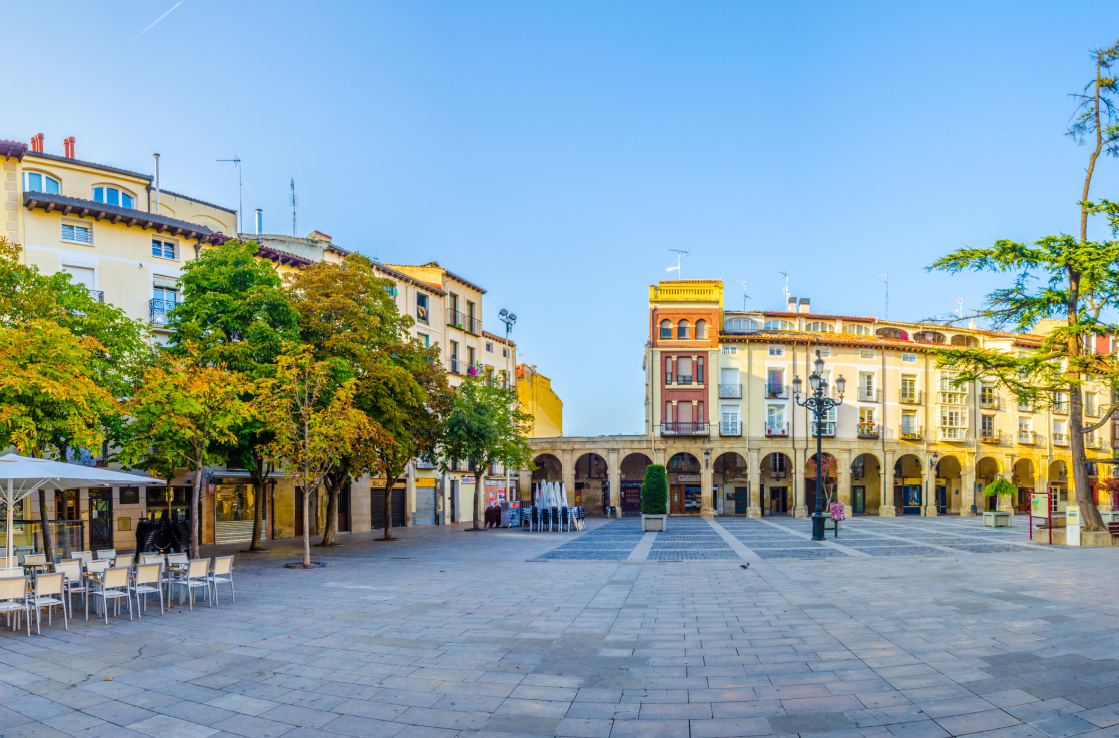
[30,133,43,153]
[63,136,75,158]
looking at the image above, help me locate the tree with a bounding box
[285,254,419,546]
[641,464,668,515]
[440,372,535,531]
[120,350,255,558]
[806,454,838,505]
[0,320,117,562]
[257,347,381,566]
[929,41,1119,533]
[168,239,299,550]
[983,478,1018,507]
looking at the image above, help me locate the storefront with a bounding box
[620,481,642,515]
[667,453,702,514]
[213,483,269,545]
[372,479,406,529]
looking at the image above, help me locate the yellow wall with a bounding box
[518,364,563,438]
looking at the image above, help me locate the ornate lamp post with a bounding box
[793,355,846,541]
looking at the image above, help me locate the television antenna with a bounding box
[956,297,964,319]
[217,156,242,234]
[736,280,751,310]
[878,271,889,319]
[290,178,297,236]
[778,271,789,306]
[666,248,689,278]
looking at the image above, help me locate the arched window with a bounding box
[695,319,707,340]
[764,319,796,330]
[23,171,60,195]
[659,319,672,339]
[804,321,835,332]
[724,317,759,333]
[677,319,690,339]
[844,324,871,335]
[93,186,135,209]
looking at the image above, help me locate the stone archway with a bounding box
[1013,458,1035,514]
[893,453,925,514]
[851,453,882,514]
[531,454,562,482]
[666,452,702,514]
[760,452,793,516]
[575,453,608,516]
[934,455,963,514]
[805,453,838,515]
[619,453,652,516]
[976,457,1001,512]
[713,452,748,515]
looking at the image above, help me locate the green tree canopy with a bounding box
[641,465,668,516]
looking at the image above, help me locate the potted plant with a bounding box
[982,478,1016,526]
[641,464,668,532]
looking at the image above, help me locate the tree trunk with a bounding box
[37,488,55,564]
[383,476,396,540]
[319,473,343,546]
[190,462,203,559]
[247,450,268,551]
[302,481,312,567]
[1071,389,1105,532]
[473,466,485,531]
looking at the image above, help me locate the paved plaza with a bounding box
[2,517,1119,738]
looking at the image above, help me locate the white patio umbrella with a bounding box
[0,454,161,566]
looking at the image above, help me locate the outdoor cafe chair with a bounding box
[540,507,550,531]
[30,572,67,635]
[551,506,560,531]
[54,560,85,617]
[86,559,110,576]
[0,575,30,636]
[22,553,47,573]
[130,563,164,617]
[521,508,533,531]
[207,556,235,605]
[175,559,211,610]
[87,566,132,623]
[72,551,93,567]
[0,567,24,578]
[95,549,117,565]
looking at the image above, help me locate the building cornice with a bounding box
[24,192,228,244]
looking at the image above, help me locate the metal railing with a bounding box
[449,357,462,375]
[720,421,741,436]
[811,421,836,437]
[660,422,710,436]
[1053,432,1069,445]
[765,422,789,437]
[416,306,430,325]
[1054,403,1069,415]
[1018,430,1035,444]
[447,308,481,335]
[938,427,967,441]
[149,298,176,326]
[899,389,923,405]
[857,388,881,403]
[857,423,880,439]
[719,383,741,399]
[766,384,788,399]
[900,427,924,441]
[89,289,104,302]
[979,394,1001,410]
[980,431,1002,444]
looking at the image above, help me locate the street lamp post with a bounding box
[498,309,517,503]
[793,355,846,541]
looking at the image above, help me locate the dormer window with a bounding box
[93,186,135,209]
[24,172,60,194]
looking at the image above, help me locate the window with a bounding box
[768,345,784,357]
[860,348,876,359]
[664,356,673,384]
[721,346,738,355]
[416,293,429,324]
[859,372,875,397]
[766,404,785,429]
[766,368,785,396]
[62,264,95,290]
[981,414,996,435]
[814,346,831,358]
[764,319,795,330]
[859,407,876,425]
[449,293,459,313]
[1018,417,1031,432]
[677,319,690,339]
[660,319,672,339]
[844,324,872,335]
[24,172,60,194]
[1086,391,1098,416]
[92,186,135,209]
[418,332,430,346]
[901,353,917,363]
[804,321,835,332]
[697,357,704,384]
[695,319,707,340]
[61,221,92,244]
[902,410,918,434]
[770,454,786,474]
[151,238,176,259]
[665,401,673,423]
[502,347,508,358]
[900,375,918,402]
[979,384,997,406]
[152,286,178,304]
[485,342,494,352]
[940,407,964,428]
[724,317,759,332]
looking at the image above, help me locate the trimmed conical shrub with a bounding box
[642,464,668,515]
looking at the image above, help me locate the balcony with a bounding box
[937,391,968,405]
[720,421,741,437]
[1018,430,1035,444]
[899,390,923,405]
[1086,435,1101,449]
[980,430,1002,444]
[415,459,436,470]
[937,427,967,441]
[857,388,881,403]
[416,306,430,325]
[447,308,481,335]
[149,298,176,326]
[811,421,836,438]
[1053,432,1069,445]
[857,423,880,439]
[660,422,710,436]
[765,422,789,437]
[89,289,104,303]
[979,393,1001,410]
[719,383,742,399]
[1054,403,1069,415]
[766,384,788,399]
[449,357,462,375]
[900,427,924,441]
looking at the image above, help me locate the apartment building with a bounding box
[526,279,1110,519]
[517,364,564,439]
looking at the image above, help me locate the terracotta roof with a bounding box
[762,311,877,323]
[482,330,515,346]
[23,192,228,244]
[0,139,27,160]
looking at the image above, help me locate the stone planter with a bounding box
[983,511,1012,527]
[642,514,667,532]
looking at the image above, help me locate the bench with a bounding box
[824,518,842,537]
[983,511,1012,528]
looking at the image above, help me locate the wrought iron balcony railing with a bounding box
[857,423,880,439]
[765,422,789,437]
[766,384,788,399]
[979,394,1002,410]
[1053,432,1069,445]
[899,389,923,405]
[447,309,481,335]
[149,298,176,326]
[720,421,741,437]
[89,289,104,302]
[719,383,741,399]
[900,427,924,441]
[660,422,710,436]
[980,431,1002,444]
[1018,430,1035,444]
[857,388,881,403]
[449,357,462,375]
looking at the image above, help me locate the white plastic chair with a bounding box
[95,549,117,566]
[0,567,24,578]
[0,575,29,636]
[175,559,210,610]
[86,559,110,576]
[207,556,235,605]
[130,563,164,618]
[30,572,67,635]
[163,553,188,599]
[72,551,93,567]
[23,553,46,568]
[54,560,85,618]
[87,566,132,623]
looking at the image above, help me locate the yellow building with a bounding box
[517,364,563,438]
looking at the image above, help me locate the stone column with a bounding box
[880,449,897,516]
[838,450,852,518]
[748,449,762,517]
[608,449,621,515]
[700,454,715,518]
[961,456,976,516]
[560,450,576,508]
[923,453,939,517]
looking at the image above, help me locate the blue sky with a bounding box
[8,1,1119,435]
